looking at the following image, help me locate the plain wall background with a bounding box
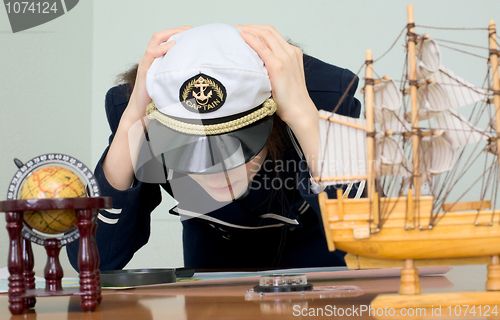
[0,1,93,271]
[1,0,499,271]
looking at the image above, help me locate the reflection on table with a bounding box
[2,265,498,320]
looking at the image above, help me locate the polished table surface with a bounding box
[1,265,498,320]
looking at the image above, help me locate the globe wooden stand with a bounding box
[0,197,112,315]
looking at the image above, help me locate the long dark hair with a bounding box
[116,64,289,163]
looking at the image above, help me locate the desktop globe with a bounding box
[19,165,87,234]
[1,153,109,315]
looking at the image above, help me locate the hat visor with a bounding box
[133,115,273,180]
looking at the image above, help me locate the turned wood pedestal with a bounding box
[0,197,112,315]
[370,257,500,308]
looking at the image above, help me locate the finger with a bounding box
[140,26,191,71]
[239,31,281,73]
[241,29,304,80]
[141,40,175,64]
[239,24,292,51]
[147,26,191,47]
[243,25,304,69]
[240,25,285,42]
[146,39,177,60]
[237,25,288,58]
[240,24,304,65]
[138,40,176,74]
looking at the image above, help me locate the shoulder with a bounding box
[104,84,132,134]
[303,54,361,118]
[304,54,357,92]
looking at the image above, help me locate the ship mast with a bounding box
[365,50,375,204]
[487,19,500,292]
[407,4,422,209]
[365,49,380,227]
[491,20,500,173]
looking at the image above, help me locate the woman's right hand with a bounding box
[103,26,191,191]
[127,26,192,119]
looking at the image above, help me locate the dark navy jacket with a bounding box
[67,55,361,271]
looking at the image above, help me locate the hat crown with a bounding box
[146,24,272,120]
[158,23,267,74]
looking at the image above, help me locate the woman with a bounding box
[67,24,361,270]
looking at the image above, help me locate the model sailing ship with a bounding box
[317,4,500,297]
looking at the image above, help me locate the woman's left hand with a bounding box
[238,24,321,179]
[237,24,318,126]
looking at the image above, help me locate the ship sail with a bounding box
[375,133,412,177]
[420,132,457,179]
[318,111,412,187]
[319,30,494,196]
[434,66,489,109]
[373,78,411,132]
[405,36,490,181]
[416,38,441,79]
[414,37,488,115]
[433,110,489,147]
[318,111,367,186]
[407,81,450,121]
[374,78,401,114]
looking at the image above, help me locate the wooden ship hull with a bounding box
[319,193,500,260]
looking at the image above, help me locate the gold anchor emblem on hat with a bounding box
[180,73,226,113]
[192,76,212,106]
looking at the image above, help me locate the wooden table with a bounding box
[1,265,498,319]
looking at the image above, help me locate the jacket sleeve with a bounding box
[67,85,162,271]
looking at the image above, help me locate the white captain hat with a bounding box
[141,23,276,175]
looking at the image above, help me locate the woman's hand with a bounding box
[238,24,321,178]
[237,24,317,126]
[103,26,191,191]
[127,26,192,120]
